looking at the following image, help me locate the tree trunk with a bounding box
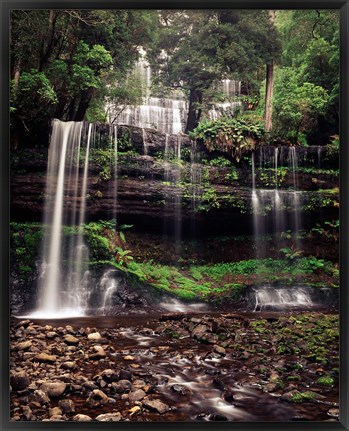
[74,88,94,121]
[264,61,274,132]
[264,10,276,132]
[185,88,202,133]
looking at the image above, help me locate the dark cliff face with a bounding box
[10,157,338,237]
[10,124,339,236]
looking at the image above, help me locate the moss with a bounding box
[317,376,334,386]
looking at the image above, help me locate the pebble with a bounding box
[73,414,92,421]
[129,389,146,403]
[95,412,122,421]
[59,399,75,414]
[89,345,106,360]
[33,353,57,363]
[10,371,30,390]
[40,382,66,398]
[142,399,170,414]
[63,334,79,346]
[88,332,102,341]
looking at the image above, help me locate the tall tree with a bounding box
[149,10,281,132]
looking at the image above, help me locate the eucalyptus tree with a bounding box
[148,9,281,132]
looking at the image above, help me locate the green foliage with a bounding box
[317,376,334,386]
[11,69,57,128]
[190,117,264,161]
[272,67,329,138]
[209,156,232,167]
[196,188,220,212]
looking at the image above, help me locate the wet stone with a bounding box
[73,414,92,421]
[95,412,122,421]
[142,399,170,414]
[129,389,146,403]
[40,382,67,398]
[327,408,339,419]
[30,389,50,405]
[171,384,189,395]
[15,341,32,351]
[63,334,79,346]
[88,332,102,341]
[33,353,57,363]
[89,345,106,360]
[49,407,62,417]
[59,399,75,414]
[10,371,30,390]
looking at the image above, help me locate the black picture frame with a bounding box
[1,1,348,430]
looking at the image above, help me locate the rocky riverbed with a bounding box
[10,311,339,422]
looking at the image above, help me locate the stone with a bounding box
[49,407,62,417]
[60,361,78,370]
[118,380,132,391]
[59,399,75,414]
[327,408,339,419]
[89,345,106,360]
[87,332,102,341]
[100,369,119,382]
[95,412,122,421]
[33,353,57,363]
[73,414,92,422]
[124,355,135,360]
[30,389,50,405]
[142,399,170,414]
[263,383,278,393]
[10,371,30,390]
[63,334,79,346]
[40,382,66,398]
[15,341,32,351]
[129,389,146,403]
[86,389,109,407]
[170,384,188,395]
[129,406,141,416]
[46,332,58,339]
[213,345,226,356]
[119,370,133,381]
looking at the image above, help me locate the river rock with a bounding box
[119,370,133,381]
[40,382,66,398]
[73,414,93,421]
[46,331,58,339]
[263,383,278,393]
[327,408,339,419]
[89,345,106,360]
[86,389,109,407]
[88,332,102,341]
[209,413,228,421]
[129,389,146,403]
[213,345,226,356]
[142,399,170,414]
[30,389,50,405]
[95,412,122,421]
[171,384,189,395]
[10,371,30,390]
[59,399,75,414]
[60,361,78,370]
[49,407,62,417]
[33,353,57,363]
[100,369,119,382]
[63,334,79,346]
[15,340,32,351]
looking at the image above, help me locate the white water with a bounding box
[251,146,303,258]
[253,286,313,311]
[110,48,242,134]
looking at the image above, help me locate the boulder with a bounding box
[142,399,170,414]
[10,371,30,390]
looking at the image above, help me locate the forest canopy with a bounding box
[10,9,339,147]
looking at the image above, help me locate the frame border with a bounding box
[1,1,348,430]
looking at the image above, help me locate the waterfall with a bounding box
[34,120,92,317]
[251,145,303,259]
[289,147,301,249]
[253,286,314,311]
[142,128,148,155]
[174,137,182,256]
[113,125,118,221]
[99,269,119,311]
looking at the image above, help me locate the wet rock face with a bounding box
[9,312,339,423]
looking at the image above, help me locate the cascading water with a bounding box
[251,145,302,259]
[253,286,313,311]
[111,47,242,134]
[32,120,92,317]
[99,269,119,311]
